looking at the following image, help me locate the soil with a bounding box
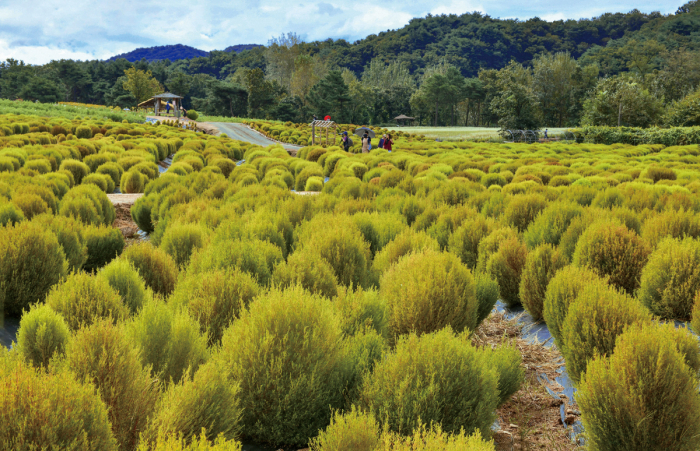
[107,193,143,204]
[473,312,579,451]
[112,202,145,246]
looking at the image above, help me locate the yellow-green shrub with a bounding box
[126,298,208,384]
[475,272,499,326]
[169,269,260,345]
[99,258,150,314]
[16,303,70,368]
[272,248,338,299]
[160,222,208,268]
[561,279,652,384]
[216,286,351,447]
[121,170,146,193]
[373,228,439,275]
[32,213,88,272]
[46,272,128,330]
[65,320,159,451]
[519,244,566,320]
[123,242,179,296]
[136,431,242,451]
[83,224,125,271]
[0,350,117,450]
[577,323,700,451]
[523,201,582,249]
[381,249,477,341]
[12,193,49,220]
[485,236,528,308]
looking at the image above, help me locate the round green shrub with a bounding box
[504,193,547,232]
[121,170,146,193]
[82,173,113,193]
[32,213,88,272]
[12,193,49,220]
[361,327,498,437]
[75,125,93,139]
[381,248,477,341]
[638,237,700,320]
[58,196,101,226]
[125,298,209,384]
[25,158,52,174]
[481,173,507,188]
[66,320,159,451]
[123,242,179,296]
[542,265,603,350]
[145,361,241,444]
[160,222,208,268]
[61,184,115,226]
[0,201,24,226]
[309,407,380,451]
[305,176,324,191]
[59,159,90,185]
[131,195,154,233]
[187,238,282,287]
[475,272,499,327]
[642,208,700,249]
[99,258,149,314]
[523,201,582,249]
[186,110,199,121]
[561,279,652,384]
[83,224,125,272]
[519,244,567,320]
[84,153,115,173]
[216,285,352,447]
[572,220,650,294]
[558,214,588,262]
[481,339,524,406]
[577,323,700,451]
[373,228,440,275]
[691,292,700,335]
[296,214,372,288]
[0,221,67,316]
[334,287,388,338]
[485,236,528,308]
[96,162,124,187]
[0,351,117,450]
[170,268,260,345]
[272,249,338,299]
[16,303,70,368]
[475,227,519,274]
[46,272,128,330]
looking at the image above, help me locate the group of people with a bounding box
[341,131,393,153]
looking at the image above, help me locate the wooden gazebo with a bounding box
[310,120,337,147]
[394,114,415,126]
[138,92,184,118]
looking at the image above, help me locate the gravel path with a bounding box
[107,193,143,204]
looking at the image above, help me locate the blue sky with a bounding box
[0,0,682,64]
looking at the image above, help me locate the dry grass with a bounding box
[112,203,145,246]
[394,127,570,141]
[473,311,579,451]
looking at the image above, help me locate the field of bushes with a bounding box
[2,110,700,450]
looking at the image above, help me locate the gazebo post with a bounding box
[312,122,315,146]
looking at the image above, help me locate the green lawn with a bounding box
[394,126,571,140]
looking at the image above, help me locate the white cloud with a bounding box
[0,0,682,65]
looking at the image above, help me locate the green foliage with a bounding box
[12,193,49,219]
[126,298,209,384]
[309,407,380,451]
[481,339,525,406]
[59,159,90,184]
[83,224,125,271]
[373,228,439,275]
[0,201,24,226]
[577,323,700,451]
[642,208,700,249]
[334,286,389,338]
[170,269,260,345]
[272,248,338,298]
[32,213,88,272]
[216,285,351,447]
[137,431,242,451]
[381,249,477,341]
[160,222,208,268]
[504,193,547,232]
[638,237,700,320]
[186,110,199,121]
[572,220,650,294]
[60,184,115,226]
[485,236,528,307]
[46,272,128,330]
[523,201,582,249]
[561,279,652,384]
[360,328,499,437]
[0,349,118,450]
[121,170,146,193]
[123,242,179,296]
[475,272,499,326]
[99,258,150,314]
[16,303,70,368]
[65,320,159,451]
[0,221,67,316]
[519,244,566,320]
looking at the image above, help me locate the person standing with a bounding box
[384,134,393,152]
[378,134,386,149]
[342,131,350,151]
[361,132,370,153]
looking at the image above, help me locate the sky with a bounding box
[0,0,682,65]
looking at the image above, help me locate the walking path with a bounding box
[207,122,302,155]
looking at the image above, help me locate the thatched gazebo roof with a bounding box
[394,114,415,120]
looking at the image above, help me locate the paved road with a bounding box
[208,122,302,153]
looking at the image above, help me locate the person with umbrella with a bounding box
[361,131,371,153]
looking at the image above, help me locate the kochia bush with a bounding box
[123,242,179,296]
[16,304,71,368]
[99,258,150,314]
[485,236,528,308]
[519,244,567,320]
[381,249,478,342]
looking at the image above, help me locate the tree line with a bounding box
[1,1,699,128]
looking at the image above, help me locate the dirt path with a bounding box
[108,193,143,205]
[206,122,302,154]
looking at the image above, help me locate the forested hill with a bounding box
[305,1,700,77]
[107,44,209,62]
[223,44,264,53]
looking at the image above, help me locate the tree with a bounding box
[52,60,92,102]
[166,71,192,97]
[245,68,275,118]
[122,68,162,103]
[265,32,303,92]
[489,61,541,131]
[106,76,137,108]
[307,71,352,123]
[342,69,373,124]
[19,77,63,103]
[0,59,34,100]
[663,87,700,126]
[582,74,663,127]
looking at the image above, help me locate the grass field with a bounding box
[394,126,570,140]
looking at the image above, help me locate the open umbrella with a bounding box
[354,127,375,138]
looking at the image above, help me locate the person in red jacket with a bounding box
[384,134,393,151]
